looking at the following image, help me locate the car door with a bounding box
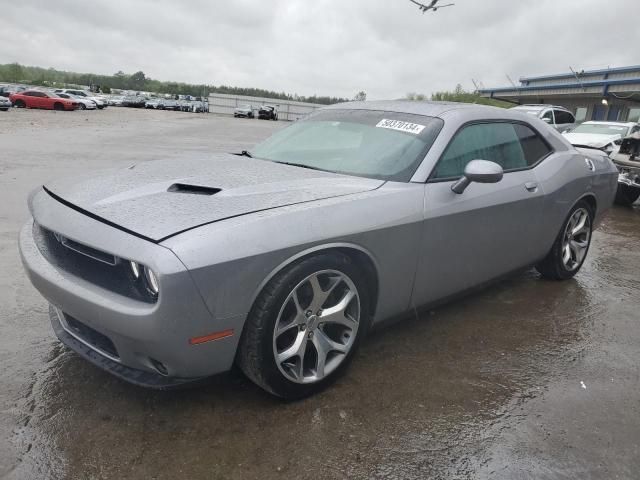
[21,91,36,108]
[411,121,552,307]
[32,91,48,108]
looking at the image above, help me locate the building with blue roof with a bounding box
[479,65,640,123]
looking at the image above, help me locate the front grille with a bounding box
[63,313,119,359]
[33,223,156,303]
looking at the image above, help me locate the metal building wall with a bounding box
[207,93,327,121]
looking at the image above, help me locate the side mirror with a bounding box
[541,117,552,124]
[451,160,504,194]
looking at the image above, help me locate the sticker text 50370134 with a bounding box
[376,119,426,135]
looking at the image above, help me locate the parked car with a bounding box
[0,96,11,111]
[107,96,125,107]
[234,104,254,118]
[0,85,27,97]
[55,93,97,110]
[162,99,181,111]
[122,95,147,108]
[563,121,640,154]
[258,105,278,120]
[19,101,617,399]
[145,98,163,109]
[609,132,640,206]
[9,90,78,110]
[510,104,576,132]
[54,89,106,109]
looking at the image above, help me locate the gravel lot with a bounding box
[1,108,639,480]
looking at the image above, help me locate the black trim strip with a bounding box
[43,186,158,244]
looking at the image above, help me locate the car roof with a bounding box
[511,104,570,111]
[321,100,514,118]
[580,121,637,127]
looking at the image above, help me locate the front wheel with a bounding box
[53,103,64,111]
[536,200,593,280]
[614,184,640,206]
[79,103,86,110]
[237,253,370,399]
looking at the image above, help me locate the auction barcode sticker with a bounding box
[376,119,426,134]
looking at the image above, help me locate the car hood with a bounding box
[563,132,620,148]
[43,154,383,242]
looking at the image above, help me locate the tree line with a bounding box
[407,84,512,108]
[0,63,351,105]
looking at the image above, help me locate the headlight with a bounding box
[143,267,159,296]
[129,260,141,279]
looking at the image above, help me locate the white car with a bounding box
[563,121,640,154]
[55,93,97,110]
[54,89,107,109]
[107,96,125,106]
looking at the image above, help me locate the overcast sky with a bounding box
[1,0,638,99]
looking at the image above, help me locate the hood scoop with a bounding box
[168,183,221,196]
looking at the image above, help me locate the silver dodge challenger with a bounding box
[20,101,618,398]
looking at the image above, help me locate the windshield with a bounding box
[238,104,251,109]
[251,109,443,182]
[570,123,630,136]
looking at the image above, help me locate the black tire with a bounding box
[53,102,64,111]
[614,184,640,206]
[97,105,104,110]
[14,99,25,108]
[237,252,371,399]
[536,200,594,280]
[0,108,8,112]
[79,103,86,110]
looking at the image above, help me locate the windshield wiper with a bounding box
[237,150,253,158]
[273,161,326,172]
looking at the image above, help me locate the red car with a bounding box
[9,90,78,111]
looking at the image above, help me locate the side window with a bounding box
[432,123,527,179]
[575,107,588,123]
[541,110,554,123]
[628,108,640,123]
[513,124,553,166]
[554,110,575,124]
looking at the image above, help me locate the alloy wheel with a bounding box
[562,207,591,271]
[273,270,360,384]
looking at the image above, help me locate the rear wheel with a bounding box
[614,184,640,206]
[536,200,593,280]
[53,102,64,111]
[79,103,86,110]
[237,253,370,399]
[14,99,25,108]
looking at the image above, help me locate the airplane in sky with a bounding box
[409,0,455,13]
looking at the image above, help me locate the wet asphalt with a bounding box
[1,108,639,480]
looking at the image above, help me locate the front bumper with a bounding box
[19,188,240,385]
[50,306,198,389]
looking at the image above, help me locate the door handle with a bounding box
[525,182,539,192]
